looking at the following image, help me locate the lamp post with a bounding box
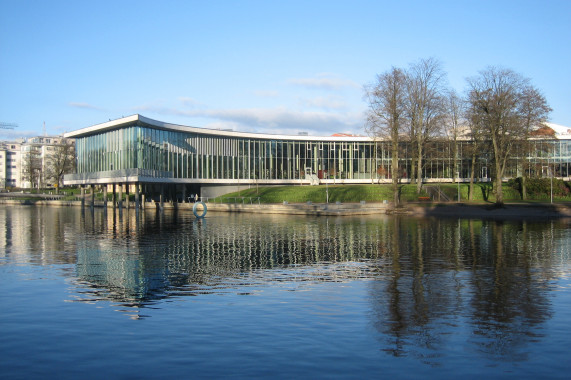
[550,163,553,204]
[456,171,460,202]
[543,164,553,204]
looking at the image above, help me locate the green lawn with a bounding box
[213,184,429,204]
[213,183,571,204]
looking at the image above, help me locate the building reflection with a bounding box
[72,210,392,307]
[0,206,81,265]
[1,206,570,354]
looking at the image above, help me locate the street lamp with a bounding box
[456,171,460,202]
[543,164,553,204]
[550,163,553,204]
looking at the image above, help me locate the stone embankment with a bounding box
[206,202,388,216]
[406,202,571,219]
[2,196,571,218]
[0,198,387,215]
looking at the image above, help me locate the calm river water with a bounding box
[1,205,571,379]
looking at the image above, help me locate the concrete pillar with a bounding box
[118,184,123,210]
[135,183,140,209]
[126,184,130,209]
[103,186,108,208]
[160,184,164,211]
[90,184,95,207]
[80,186,85,207]
[112,184,117,209]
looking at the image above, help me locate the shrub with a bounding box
[509,177,571,198]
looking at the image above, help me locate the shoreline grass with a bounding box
[213,183,571,204]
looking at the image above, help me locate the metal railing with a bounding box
[64,168,173,182]
[202,197,261,205]
[425,186,450,202]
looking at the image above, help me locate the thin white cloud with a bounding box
[0,129,38,139]
[133,101,364,135]
[288,74,360,90]
[178,97,203,107]
[300,95,348,110]
[68,102,102,110]
[204,107,364,135]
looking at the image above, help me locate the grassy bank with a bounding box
[214,183,571,204]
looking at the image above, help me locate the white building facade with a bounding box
[0,136,74,190]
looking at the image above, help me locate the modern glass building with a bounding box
[63,114,571,200]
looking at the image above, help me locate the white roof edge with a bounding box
[64,114,372,142]
[544,122,571,139]
[64,114,141,138]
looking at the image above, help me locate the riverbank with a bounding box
[2,198,571,219]
[406,202,571,219]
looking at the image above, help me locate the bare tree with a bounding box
[519,86,553,199]
[365,67,407,205]
[22,148,42,192]
[466,67,551,205]
[444,89,465,183]
[405,58,448,194]
[45,138,76,193]
[465,108,489,201]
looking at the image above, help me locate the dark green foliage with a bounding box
[508,177,571,199]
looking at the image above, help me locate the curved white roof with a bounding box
[64,114,372,142]
[64,115,571,142]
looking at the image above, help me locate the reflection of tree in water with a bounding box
[370,217,565,363]
[370,217,467,363]
[468,221,556,360]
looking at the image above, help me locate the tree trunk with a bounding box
[452,139,458,185]
[492,135,504,206]
[469,152,476,201]
[392,143,399,206]
[410,150,416,184]
[416,143,423,194]
[495,160,504,205]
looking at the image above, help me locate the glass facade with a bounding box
[72,122,571,183]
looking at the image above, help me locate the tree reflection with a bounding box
[0,205,567,360]
[370,217,564,363]
[468,221,555,359]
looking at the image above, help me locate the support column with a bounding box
[103,186,108,208]
[126,184,130,209]
[118,184,123,210]
[90,184,95,208]
[112,184,117,209]
[80,186,85,207]
[160,184,164,211]
[182,185,186,203]
[135,183,140,209]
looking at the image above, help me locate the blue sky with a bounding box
[1,0,570,139]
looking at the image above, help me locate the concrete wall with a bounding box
[200,185,258,199]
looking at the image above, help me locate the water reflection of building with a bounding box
[0,206,80,265]
[3,205,570,358]
[73,211,395,307]
[71,210,571,313]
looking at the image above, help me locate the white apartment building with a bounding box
[0,136,73,190]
